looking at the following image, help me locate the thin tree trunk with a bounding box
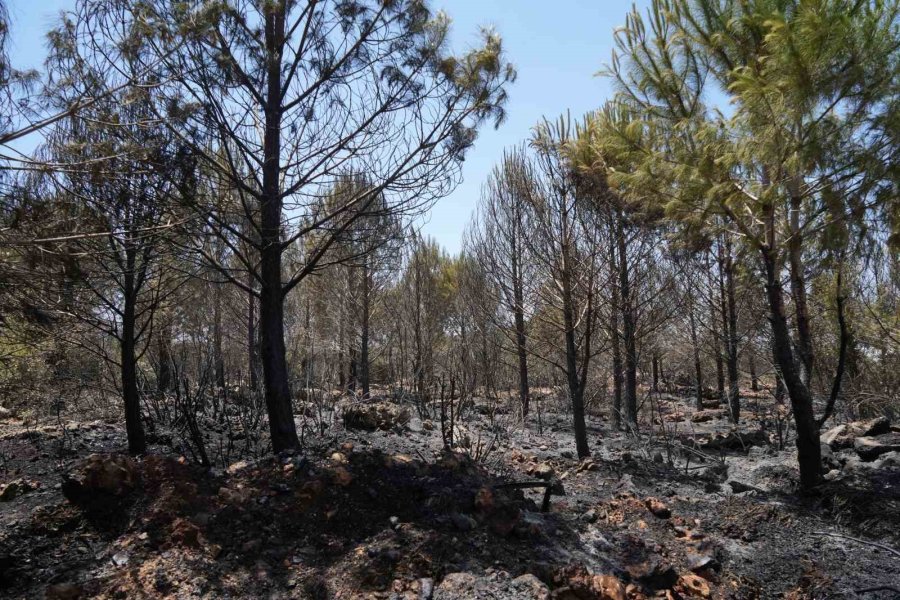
[761,197,820,490]
[156,318,172,395]
[788,188,814,387]
[122,247,146,454]
[560,239,589,459]
[749,351,758,392]
[512,244,530,419]
[247,270,258,390]
[687,290,703,410]
[609,230,623,428]
[360,261,371,398]
[721,237,740,423]
[616,215,638,431]
[213,283,225,389]
[707,250,725,406]
[652,354,660,392]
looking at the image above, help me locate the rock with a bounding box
[418,577,435,599]
[450,513,477,531]
[487,503,521,537]
[691,409,726,423]
[873,451,900,469]
[169,518,202,548]
[218,486,250,505]
[62,454,138,508]
[423,420,435,431]
[822,417,891,450]
[510,574,551,600]
[45,583,83,600]
[582,509,598,524]
[474,487,494,512]
[820,424,847,448]
[0,479,35,502]
[701,430,766,451]
[0,406,12,419]
[645,498,671,519]
[686,552,720,575]
[616,474,637,496]
[330,466,353,486]
[625,558,678,590]
[591,574,627,600]
[534,463,555,480]
[561,450,574,459]
[676,573,711,598]
[854,432,900,461]
[727,480,764,494]
[226,459,253,475]
[434,572,550,600]
[342,401,410,431]
[330,452,348,464]
[111,552,129,567]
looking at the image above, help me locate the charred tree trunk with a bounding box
[156,319,173,395]
[616,215,638,431]
[721,238,740,423]
[511,241,530,419]
[749,351,758,392]
[258,6,299,453]
[708,251,725,406]
[772,342,786,404]
[247,269,259,390]
[360,261,371,398]
[610,293,623,429]
[213,283,225,389]
[788,189,814,386]
[122,247,146,455]
[687,290,703,410]
[761,202,821,490]
[560,242,590,459]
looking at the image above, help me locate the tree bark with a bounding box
[258,5,299,453]
[560,241,590,459]
[721,237,741,423]
[610,279,623,429]
[511,234,530,419]
[687,289,703,410]
[213,283,225,389]
[761,236,821,490]
[748,350,758,391]
[616,215,638,431]
[156,318,172,395]
[247,269,259,390]
[762,250,821,489]
[122,247,146,454]
[788,188,814,386]
[360,260,371,398]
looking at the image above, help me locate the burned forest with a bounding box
[0,0,899,598]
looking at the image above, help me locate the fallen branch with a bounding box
[855,586,900,595]
[813,531,900,559]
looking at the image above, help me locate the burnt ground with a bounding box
[0,392,898,599]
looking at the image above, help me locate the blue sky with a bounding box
[6,0,649,254]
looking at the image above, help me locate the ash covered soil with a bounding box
[1,393,898,599]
